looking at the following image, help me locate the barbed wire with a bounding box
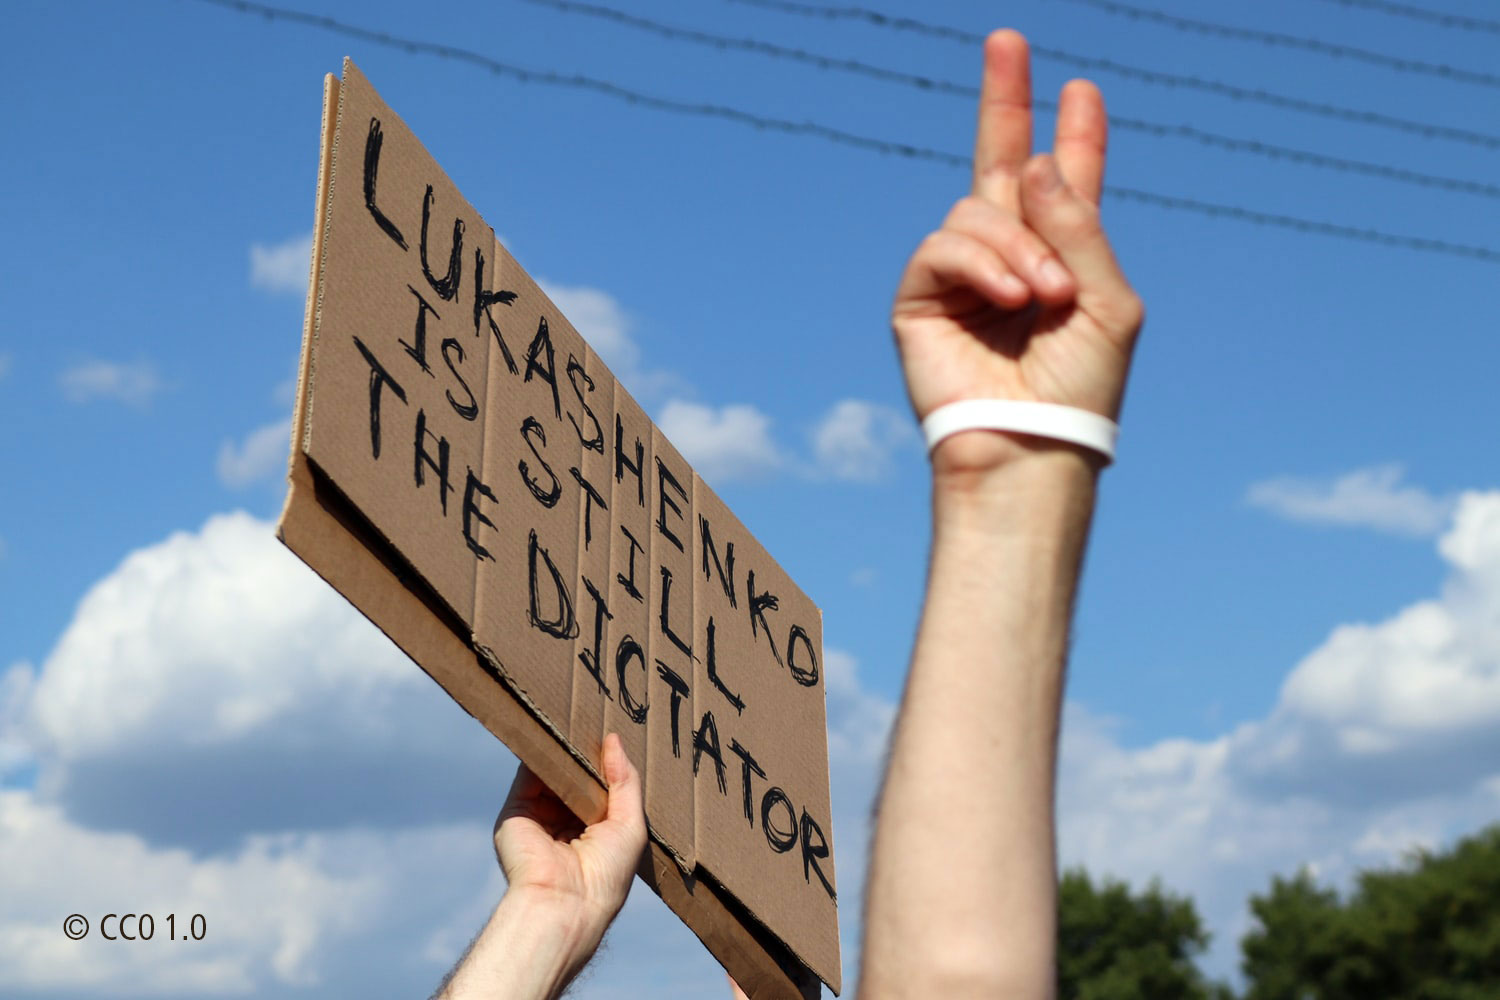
[525,0,1500,199]
[1311,0,1500,35]
[187,0,1500,262]
[726,0,1500,150]
[1052,0,1500,88]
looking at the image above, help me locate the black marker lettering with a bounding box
[729,739,766,827]
[441,338,478,421]
[748,570,784,667]
[800,809,836,901]
[577,577,612,697]
[363,118,407,250]
[419,185,462,302]
[526,530,577,639]
[615,636,649,725]
[518,417,561,508]
[472,245,519,374]
[566,355,604,452]
[570,467,606,550]
[699,515,737,608]
[400,286,439,376]
[658,566,693,660]
[786,624,819,687]
[617,525,644,602]
[691,710,727,795]
[353,337,407,459]
[705,617,745,715]
[761,788,798,853]
[613,413,644,508]
[413,409,452,515]
[523,316,560,419]
[654,660,690,757]
[462,469,497,561]
[655,458,688,553]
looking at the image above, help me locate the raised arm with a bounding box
[859,30,1143,999]
[433,733,647,1000]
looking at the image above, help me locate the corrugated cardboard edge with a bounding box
[275,72,826,1000]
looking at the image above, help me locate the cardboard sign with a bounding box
[277,61,840,997]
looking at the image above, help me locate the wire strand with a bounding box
[1052,0,1500,88]
[524,0,1500,199]
[725,0,1500,150]
[188,0,1500,263]
[1310,0,1500,35]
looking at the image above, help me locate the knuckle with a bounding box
[1055,199,1103,241]
[917,229,953,255]
[1112,290,1146,331]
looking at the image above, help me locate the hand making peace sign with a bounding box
[892,30,1145,479]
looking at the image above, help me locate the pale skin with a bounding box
[433,26,1141,1000]
[431,732,646,1000]
[859,28,1142,1000]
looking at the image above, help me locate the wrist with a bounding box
[437,888,601,1000]
[932,434,1099,525]
[504,885,606,973]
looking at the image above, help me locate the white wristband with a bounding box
[921,399,1119,464]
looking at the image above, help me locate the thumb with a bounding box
[601,733,646,840]
[1019,153,1142,335]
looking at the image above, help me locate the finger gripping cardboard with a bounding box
[277,62,840,998]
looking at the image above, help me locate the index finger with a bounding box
[972,29,1033,212]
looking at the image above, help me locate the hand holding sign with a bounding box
[494,733,646,932]
[891,30,1145,478]
[283,59,836,998]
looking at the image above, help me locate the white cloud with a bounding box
[0,511,849,997]
[59,359,164,406]
[657,400,786,485]
[823,649,895,768]
[809,400,916,482]
[12,489,1500,995]
[1231,491,1500,799]
[0,785,509,997]
[1058,490,1500,980]
[0,661,33,776]
[249,232,314,296]
[539,281,676,399]
[15,512,513,849]
[0,790,376,994]
[216,419,291,488]
[1246,463,1454,537]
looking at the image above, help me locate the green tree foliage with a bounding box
[1058,868,1234,1000]
[1240,824,1500,1000]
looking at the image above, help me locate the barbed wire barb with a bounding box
[1311,0,1500,35]
[725,0,1500,150]
[1053,0,1500,88]
[190,0,1500,263]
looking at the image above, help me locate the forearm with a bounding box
[860,447,1098,999]
[434,887,598,1000]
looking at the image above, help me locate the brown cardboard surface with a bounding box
[602,380,658,843]
[304,61,492,628]
[646,426,698,869]
[691,477,840,979]
[279,62,840,996]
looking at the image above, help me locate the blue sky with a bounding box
[3,0,1499,995]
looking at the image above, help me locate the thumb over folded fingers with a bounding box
[601,733,646,843]
[1019,153,1143,336]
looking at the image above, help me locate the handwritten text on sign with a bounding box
[301,62,839,981]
